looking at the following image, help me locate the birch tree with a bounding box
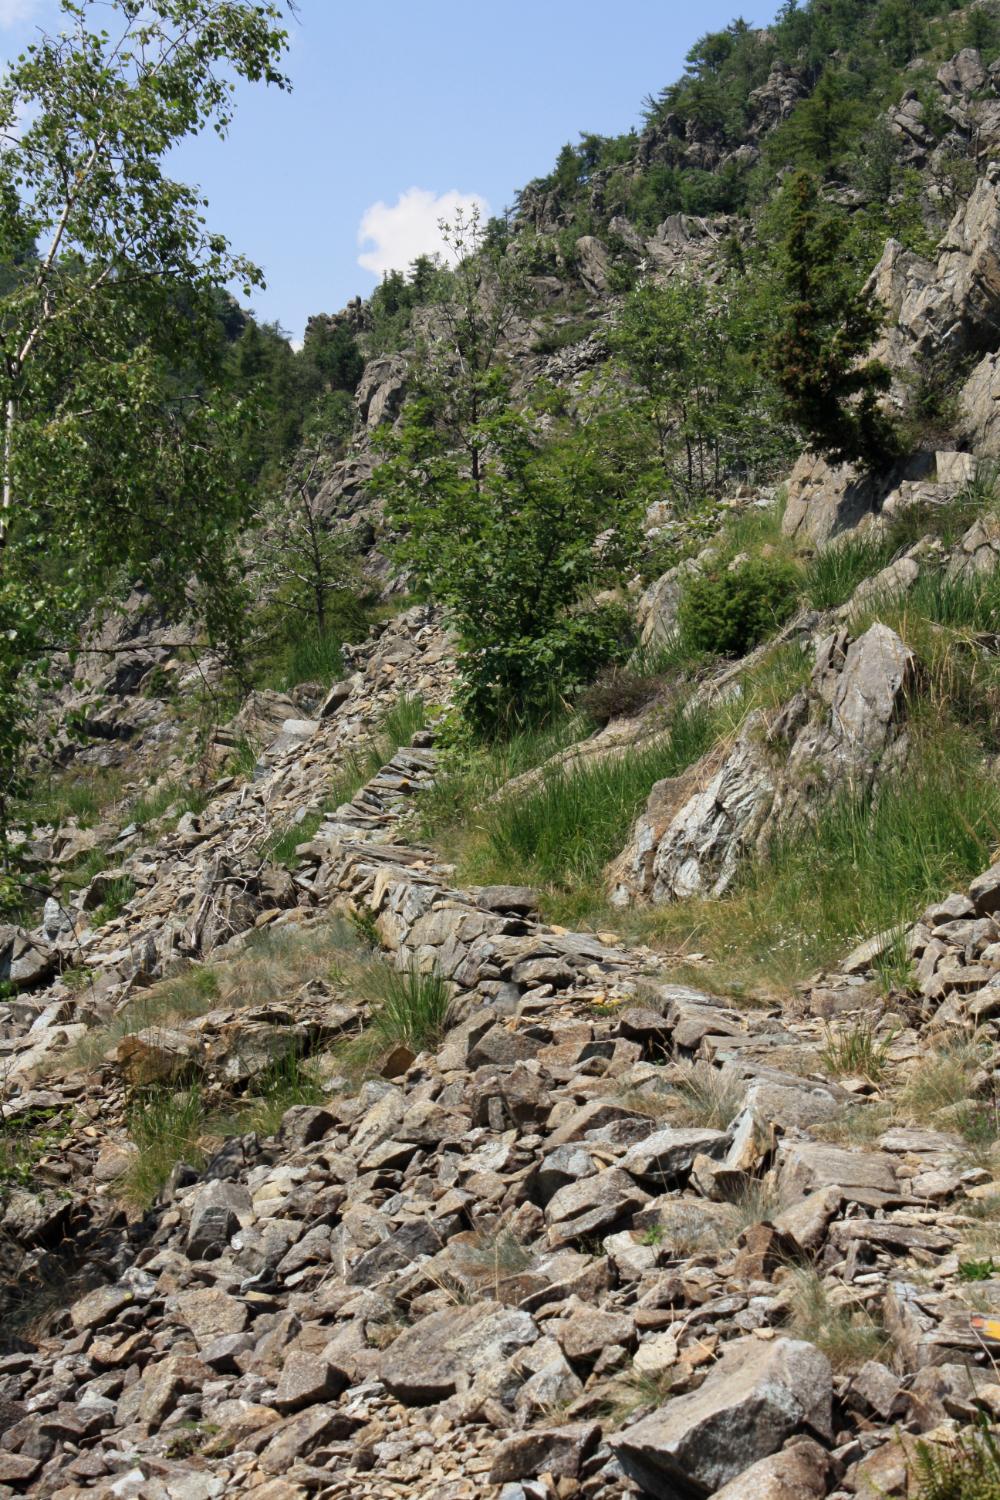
[0,0,291,860]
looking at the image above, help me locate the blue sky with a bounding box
[0,0,775,338]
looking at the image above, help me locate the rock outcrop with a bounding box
[612,622,916,906]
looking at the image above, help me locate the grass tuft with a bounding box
[668,1062,745,1130]
[820,1018,894,1081]
[786,1268,886,1371]
[89,875,136,928]
[359,962,450,1058]
[123,1087,206,1207]
[805,531,899,609]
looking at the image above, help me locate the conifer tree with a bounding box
[763,171,899,470]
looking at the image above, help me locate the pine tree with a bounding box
[763,171,900,470]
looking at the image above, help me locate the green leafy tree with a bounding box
[608,273,789,503]
[772,69,865,173]
[377,387,640,732]
[0,0,291,865]
[761,171,899,469]
[374,208,641,730]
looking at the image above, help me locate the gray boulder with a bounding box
[380,1303,539,1404]
[575,235,611,295]
[611,1336,832,1499]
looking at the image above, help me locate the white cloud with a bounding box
[357,186,490,279]
[0,0,42,27]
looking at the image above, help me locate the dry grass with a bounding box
[899,1039,985,1121]
[785,1268,887,1371]
[668,1062,745,1130]
[820,1018,895,1082]
[618,1062,744,1131]
[814,1100,895,1146]
[62,919,366,1073]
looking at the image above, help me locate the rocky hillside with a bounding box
[11,6,1000,1500]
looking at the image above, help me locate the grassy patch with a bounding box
[121,1028,333,1207]
[804,531,899,609]
[68,964,221,1071]
[417,703,592,846]
[64,920,363,1074]
[474,701,720,901]
[0,1115,64,1196]
[889,463,1000,554]
[261,811,324,869]
[637,721,1000,993]
[228,736,262,780]
[224,1048,326,1139]
[16,765,127,831]
[123,1087,207,1206]
[129,779,211,828]
[820,1018,894,1082]
[59,846,108,898]
[344,962,451,1073]
[89,876,136,928]
[900,1040,986,1123]
[666,1062,745,1130]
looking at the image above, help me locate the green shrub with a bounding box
[678,558,800,657]
[458,605,636,736]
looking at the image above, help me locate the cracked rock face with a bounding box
[612,1337,833,1499]
[613,623,916,907]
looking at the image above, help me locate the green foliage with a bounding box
[678,558,800,658]
[893,568,1000,632]
[911,1420,1000,1500]
[805,532,899,608]
[480,701,720,890]
[608,275,792,505]
[0,1113,63,1197]
[377,212,642,733]
[958,1258,997,1282]
[366,255,451,355]
[770,69,874,176]
[761,171,900,469]
[130,779,209,829]
[356,962,451,1060]
[0,0,291,864]
[230,1048,324,1138]
[963,6,1000,57]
